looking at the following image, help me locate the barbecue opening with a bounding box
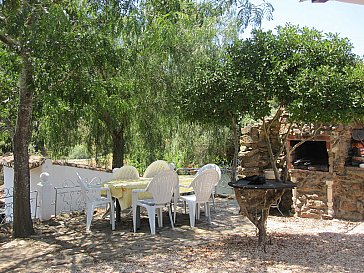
[289,140,329,172]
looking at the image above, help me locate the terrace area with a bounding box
[0,198,363,273]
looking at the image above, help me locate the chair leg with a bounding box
[173,200,177,224]
[132,204,138,233]
[277,206,284,216]
[168,205,174,230]
[157,208,163,228]
[204,202,209,217]
[211,192,216,212]
[86,203,95,232]
[206,202,211,224]
[110,200,115,231]
[146,206,156,235]
[196,203,200,220]
[186,201,196,227]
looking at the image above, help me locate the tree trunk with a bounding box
[234,188,285,250]
[111,130,124,169]
[13,52,35,238]
[257,208,269,250]
[229,112,239,183]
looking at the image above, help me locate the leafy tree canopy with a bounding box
[228,25,364,124]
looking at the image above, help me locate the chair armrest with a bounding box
[132,189,147,206]
[89,185,112,198]
[88,176,102,186]
[132,189,147,193]
[179,185,191,188]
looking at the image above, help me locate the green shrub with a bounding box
[68,145,90,159]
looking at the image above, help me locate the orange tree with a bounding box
[228,25,364,182]
[182,24,364,249]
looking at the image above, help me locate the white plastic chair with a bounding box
[112,165,139,180]
[270,197,284,216]
[143,160,170,178]
[76,172,115,232]
[180,169,219,227]
[169,162,176,171]
[195,164,221,209]
[132,170,179,235]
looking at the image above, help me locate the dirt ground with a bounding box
[0,198,363,273]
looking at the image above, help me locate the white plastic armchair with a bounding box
[132,170,179,235]
[180,169,219,227]
[112,165,139,180]
[76,172,115,232]
[143,160,170,178]
[169,162,176,171]
[196,164,221,209]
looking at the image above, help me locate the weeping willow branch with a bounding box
[0,116,14,133]
[0,33,20,53]
[289,123,323,154]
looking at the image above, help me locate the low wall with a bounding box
[334,167,364,220]
[239,121,364,221]
[2,159,113,222]
[290,170,333,219]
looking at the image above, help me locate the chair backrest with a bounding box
[145,170,179,205]
[191,169,219,202]
[196,164,221,184]
[76,172,91,202]
[112,165,139,180]
[143,160,170,178]
[169,162,176,171]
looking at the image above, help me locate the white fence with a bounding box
[1,160,234,224]
[1,159,113,223]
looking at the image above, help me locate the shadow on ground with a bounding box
[0,198,363,273]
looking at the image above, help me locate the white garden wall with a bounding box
[2,159,112,222]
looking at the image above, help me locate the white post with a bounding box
[326,180,334,217]
[290,176,298,216]
[37,172,53,221]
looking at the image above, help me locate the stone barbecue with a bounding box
[239,120,364,221]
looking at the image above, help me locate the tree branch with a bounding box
[47,70,76,92]
[274,123,292,162]
[228,111,239,182]
[0,33,20,53]
[0,116,15,134]
[289,123,323,154]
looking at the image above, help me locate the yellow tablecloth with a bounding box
[103,175,194,210]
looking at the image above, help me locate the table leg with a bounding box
[115,198,121,223]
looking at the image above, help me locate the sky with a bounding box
[242,0,364,57]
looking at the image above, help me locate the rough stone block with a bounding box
[340,201,357,212]
[300,211,321,219]
[240,146,250,152]
[240,126,252,135]
[240,135,256,145]
[238,149,259,158]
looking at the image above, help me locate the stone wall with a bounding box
[334,167,364,220]
[238,117,282,177]
[290,169,333,219]
[239,121,364,220]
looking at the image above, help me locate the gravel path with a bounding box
[0,198,363,273]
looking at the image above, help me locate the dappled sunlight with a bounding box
[0,199,363,272]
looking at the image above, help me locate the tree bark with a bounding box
[229,112,239,183]
[111,130,124,169]
[12,52,35,238]
[234,187,285,250]
[261,107,285,182]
